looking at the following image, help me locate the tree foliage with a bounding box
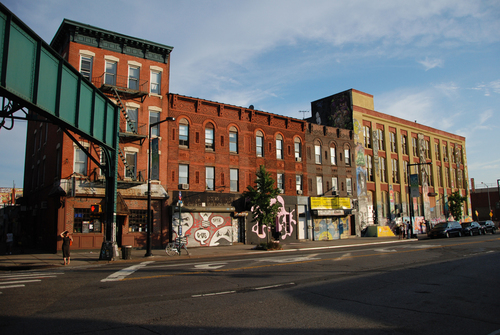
[243,165,281,241]
[448,191,467,221]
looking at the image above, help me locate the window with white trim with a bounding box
[151,70,161,94]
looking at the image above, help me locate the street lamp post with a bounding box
[145,116,175,257]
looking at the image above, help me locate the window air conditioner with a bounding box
[278,188,284,194]
[180,184,189,190]
[297,190,303,195]
[296,157,302,162]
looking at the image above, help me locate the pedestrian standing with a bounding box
[60,230,73,265]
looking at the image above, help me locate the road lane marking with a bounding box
[192,291,236,297]
[194,263,227,270]
[101,261,155,282]
[0,284,26,289]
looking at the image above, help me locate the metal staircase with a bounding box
[111,87,137,134]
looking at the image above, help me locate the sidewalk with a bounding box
[0,235,423,271]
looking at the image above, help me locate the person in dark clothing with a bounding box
[60,231,73,265]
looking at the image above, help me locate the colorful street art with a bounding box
[172,211,236,247]
[250,195,296,241]
[311,91,353,130]
[313,217,349,240]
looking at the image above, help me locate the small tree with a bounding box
[448,191,467,221]
[243,165,281,246]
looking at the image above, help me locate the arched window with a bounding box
[294,137,302,161]
[256,131,264,157]
[330,143,336,165]
[229,126,238,153]
[179,118,189,147]
[205,123,215,150]
[314,140,322,164]
[344,143,351,166]
[276,134,284,159]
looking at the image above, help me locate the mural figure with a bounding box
[356,166,367,197]
[171,212,234,247]
[250,195,295,240]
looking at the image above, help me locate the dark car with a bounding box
[461,221,482,236]
[428,221,463,238]
[478,220,497,234]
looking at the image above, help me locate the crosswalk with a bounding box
[0,271,64,293]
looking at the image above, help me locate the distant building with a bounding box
[309,89,471,233]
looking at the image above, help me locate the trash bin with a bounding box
[122,245,132,260]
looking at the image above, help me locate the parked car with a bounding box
[461,221,482,236]
[428,221,463,238]
[478,220,497,234]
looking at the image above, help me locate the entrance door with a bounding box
[297,205,307,240]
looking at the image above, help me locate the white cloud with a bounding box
[419,57,444,71]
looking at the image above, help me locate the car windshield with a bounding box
[434,223,448,229]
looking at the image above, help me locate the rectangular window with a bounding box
[380,157,386,183]
[230,169,239,192]
[151,70,161,94]
[401,134,408,155]
[363,126,371,148]
[377,129,385,151]
[277,173,284,190]
[346,178,352,196]
[315,145,321,164]
[129,209,148,232]
[229,131,238,153]
[366,155,374,182]
[316,176,323,195]
[330,147,336,165]
[105,61,117,86]
[126,108,138,133]
[74,208,102,233]
[435,143,440,160]
[296,175,302,191]
[74,148,88,175]
[412,137,418,156]
[150,112,160,137]
[128,65,140,90]
[80,56,92,81]
[179,164,189,184]
[206,166,215,190]
[392,159,399,183]
[125,152,137,179]
[332,177,338,193]
[390,132,397,153]
[403,161,408,184]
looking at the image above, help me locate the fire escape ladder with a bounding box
[112,87,137,134]
[118,146,137,181]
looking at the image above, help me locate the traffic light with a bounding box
[90,204,101,213]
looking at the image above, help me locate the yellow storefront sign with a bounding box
[310,197,351,210]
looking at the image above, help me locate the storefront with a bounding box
[310,197,352,240]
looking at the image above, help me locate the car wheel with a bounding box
[469,230,473,236]
[458,231,462,237]
[492,229,496,234]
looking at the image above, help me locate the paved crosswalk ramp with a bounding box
[0,271,64,293]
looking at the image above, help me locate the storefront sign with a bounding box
[314,209,345,216]
[311,197,351,209]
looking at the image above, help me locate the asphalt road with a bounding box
[1,235,499,335]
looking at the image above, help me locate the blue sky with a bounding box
[1,0,499,189]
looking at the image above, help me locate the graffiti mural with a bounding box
[250,195,296,241]
[313,217,349,240]
[311,91,353,130]
[172,211,236,247]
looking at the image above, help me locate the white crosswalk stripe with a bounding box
[0,271,64,293]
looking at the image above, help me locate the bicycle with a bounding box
[165,235,190,256]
